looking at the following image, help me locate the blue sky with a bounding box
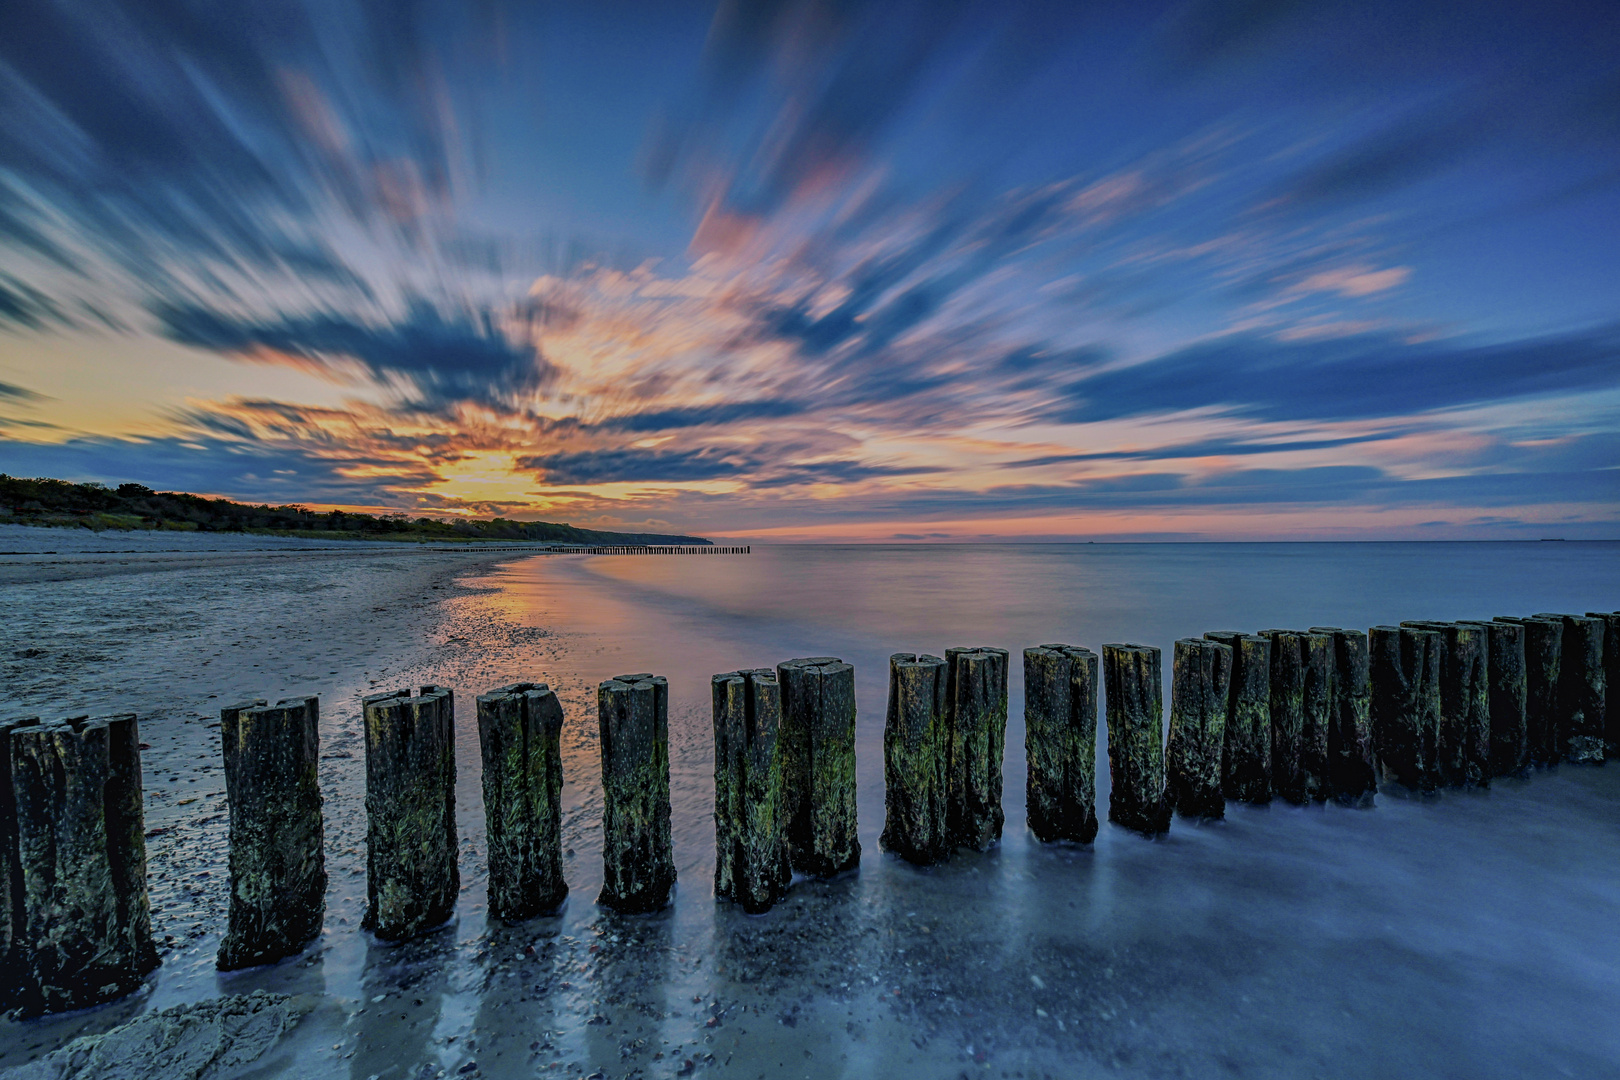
[1,0,1616,538]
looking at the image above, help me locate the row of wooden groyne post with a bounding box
[1,610,1614,1016]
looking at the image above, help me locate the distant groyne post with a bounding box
[1258,630,1307,804]
[6,714,157,1015]
[363,686,458,939]
[1588,611,1620,757]
[1104,643,1169,836]
[1495,616,1563,765]
[1537,614,1606,763]
[1309,627,1376,804]
[218,696,326,970]
[777,658,860,877]
[478,683,568,921]
[597,674,675,912]
[1166,637,1231,820]
[881,654,950,865]
[1023,644,1099,843]
[1204,632,1272,804]
[1370,626,1442,792]
[1483,620,1528,776]
[943,647,1009,850]
[712,669,791,913]
[1400,621,1490,787]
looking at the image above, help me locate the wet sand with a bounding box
[2,536,1618,1080]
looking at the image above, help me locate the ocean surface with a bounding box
[5,539,1620,1079]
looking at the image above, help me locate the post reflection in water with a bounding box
[350,934,452,1080]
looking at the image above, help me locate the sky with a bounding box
[1,0,1617,540]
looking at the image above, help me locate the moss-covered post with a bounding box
[1589,612,1620,757]
[1104,644,1169,836]
[478,683,568,921]
[776,658,860,877]
[1495,616,1563,764]
[1450,623,1493,786]
[1,716,26,1012]
[712,669,791,913]
[363,686,458,939]
[943,646,1009,850]
[1023,645,1099,844]
[1258,630,1307,804]
[881,654,950,864]
[1309,627,1376,804]
[8,714,158,1015]
[1204,632,1271,804]
[1400,622,1462,786]
[597,674,675,913]
[1298,631,1333,802]
[1536,613,1606,763]
[1484,620,1528,776]
[1166,638,1231,820]
[1370,626,1442,792]
[218,696,326,970]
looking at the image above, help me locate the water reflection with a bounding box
[350,933,453,1080]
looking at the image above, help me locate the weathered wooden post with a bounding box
[1023,644,1100,843]
[1450,623,1493,786]
[1,715,24,1012]
[1103,644,1169,836]
[1204,632,1271,803]
[1308,627,1376,804]
[1370,626,1442,792]
[478,683,568,921]
[713,669,791,912]
[943,646,1009,850]
[1483,620,1528,776]
[1495,616,1563,764]
[776,658,860,877]
[1536,613,1606,763]
[8,714,158,1015]
[218,696,326,970]
[1298,630,1333,802]
[363,686,458,939]
[1258,630,1307,804]
[598,674,675,913]
[881,654,950,864]
[1166,638,1231,820]
[1589,612,1620,757]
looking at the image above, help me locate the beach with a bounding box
[3,533,1619,1079]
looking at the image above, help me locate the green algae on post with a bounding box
[8,714,158,1015]
[943,646,1010,850]
[1310,627,1377,805]
[713,669,792,913]
[1299,631,1333,802]
[1104,643,1169,836]
[777,657,861,877]
[1495,616,1563,765]
[1483,620,1528,776]
[1167,638,1231,820]
[1536,613,1606,763]
[1370,626,1442,792]
[478,683,569,921]
[1258,630,1307,804]
[1204,632,1272,804]
[1588,611,1620,757]
[882,653,950,864]
[598,674,676,913]
[1023,644,1099,844]
[363,685,458,939]
[218,696,326,970]
[1449,624,1493,786]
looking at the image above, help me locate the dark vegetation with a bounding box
[0,475,711,545]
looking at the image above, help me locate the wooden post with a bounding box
[1370,626,1442,792]
[1204,632,1271,804]
[1537,614,1606,763]
[1483,620,1528,776]
[881,654,950,865]
[363,686,458,939]
[1309,627,1377,804]
[1588,611,1620,757]
[1166,638,1231,820]
[598,674,675,913]
[776,658,860,877]
[1022,645,1099,844]
[1495,617,1563,764]
[478,683,568,921]
[1258,630,1307,804]
[218,696,326,970]
[1299,630,1333,802]
[1103,644,1169,837]
[713,669,791,912]
[8,714,158,1015]
[943,646,1010,850]
[1450,623,1493,786]
[1,715,27,1012]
